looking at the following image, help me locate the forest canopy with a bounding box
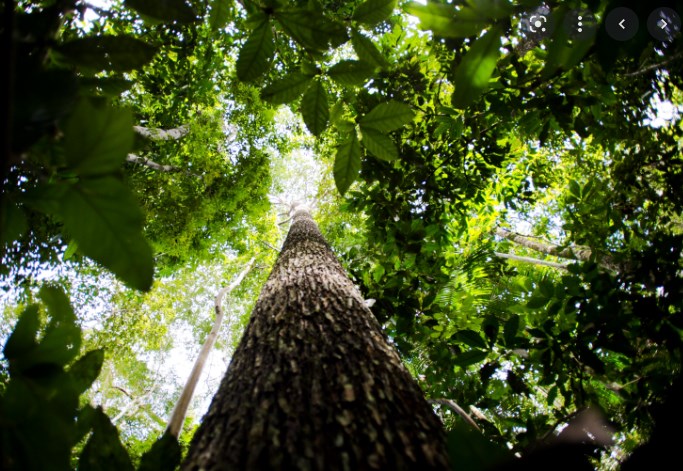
[1,0,682,469]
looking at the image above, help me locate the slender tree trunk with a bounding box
[183,209,449,470]
[167,257,255,438]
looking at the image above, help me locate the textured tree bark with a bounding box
[182,209,449,470]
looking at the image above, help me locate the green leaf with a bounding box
[79,77,134,97]
[334,131,361,195]
[301,79,330,136]
[64,99,133,176]
[453,349,488,367]
[456,329,488,349]
[261,72,313,104]
[446,422,513,471]
[79,407,134,471]
[352,0,397,27]
[209,0,231,31]
[503,315,520,347]
[57,35,158,72]
[3,305,40,361]
[69,349,105,396]
[451,25,502,109]
[1,201,28,246]
[124,0,196,23]
[351,30,389,68]
[138,431,182,471]
[359,101,414,132]
[61,177,154,291]
[360,127,398,161]
[526,295,548,309]
[34,286,81,367]
[404,2,488,38]
[237,20,274,82]
[327,60,375,87]
[275,9,347,52]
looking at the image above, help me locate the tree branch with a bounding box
[126,153,180,172]
[494,251,570,270]
[430,398,481,431]
[133,124,189,141]
[167,257,256,437]
[495,228,621,272]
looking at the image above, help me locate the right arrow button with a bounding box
[648,8,681,42]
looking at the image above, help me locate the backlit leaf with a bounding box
[3,305,40,361]
[360,127,398,161]
[209,0,231,31]
[301,79,330,136]
[124,0,197,23]
[61,177,154,291]
[261,72,313,104]
[236,19,274,82]
[334,131,361,195]
[351,30,389,68]
[79,407,134,471]
[64,99,133,176]
[327,60,375,87]
[453,349,488,367]
[359,101,414,132]
[69,349,105,396]
[452,25,502,109]
[57,35,158,72]
[138,431,182,471]
[353,0,397,27]
[404,2,488,38]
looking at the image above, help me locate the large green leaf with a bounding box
[351,30,389,68]
[138,431,182,471]
[64,99,133,176]
[36,286,81,368]
[359,101,414,132]
[236,19,274,82]
[327,60,375,86]
[0,200,27,246]
[360,127,398,161]
[261,72,313,104]
[69,349,105,396]
[453,349,488,367]
[60,177,154,291]
[301,79,330,136]
[451,26,502,109]
[57,35,158,72]
[446,422,513,470]
[352,0,397,26]
[124,0,196,23]
[275,8,347,52]
[334,131,361,195]
[3,305,40,361]
[404,2,488,38]
[209,0,231,31]
[79,407,134,471]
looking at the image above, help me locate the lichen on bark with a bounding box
[183,209,449,470]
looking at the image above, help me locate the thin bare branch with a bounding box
[430,398,481,432]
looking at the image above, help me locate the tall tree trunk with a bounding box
[183,209,449,470]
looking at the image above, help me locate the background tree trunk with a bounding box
[182,209,449,470]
